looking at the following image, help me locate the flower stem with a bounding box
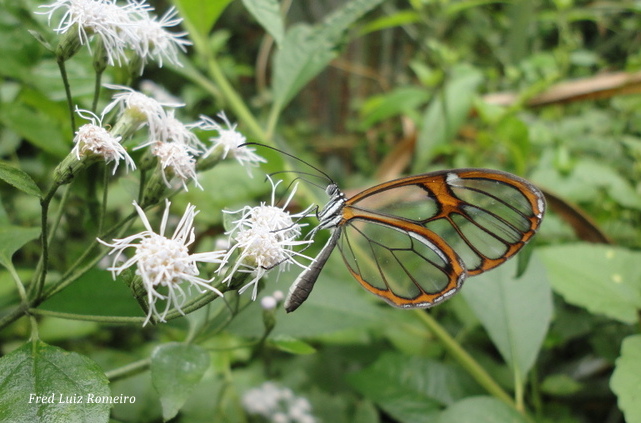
[412,309,515,406]
[105,358,150,382]
[57,58,76,137]
[29,184,59,301]
[92,69,103,113]
[29,308,145,325]
[206,56,266,141]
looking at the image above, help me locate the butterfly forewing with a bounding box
[339,169,545,307]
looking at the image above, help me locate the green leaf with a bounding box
[172,0,234,39]
[538,244,641,324]
[413,64,483,173]
[348,352,482,423]
[242,0,284,44]
[151,343,210,421]
[39,268,141,317]
[272,0,386,110]
[540,374,582,396]
[0,226,41,270]
[0,161,41,197]
[531,159,641,210]
[611,335,641,423]
[460,255,552,378]
[270,335,317,355]
[0,104,68,158]
[0,340,110,423]
[437,396,529,423]
[359,86,431,129]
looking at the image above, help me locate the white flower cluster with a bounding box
[72,85,265,191]
[38,0,190,72]
[242,382,316,423]
[100,179,313,325]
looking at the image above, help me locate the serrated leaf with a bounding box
[0,161,41,197]
[151,343,210,421]
[0,226,41,269]
[272,0,386,110]
[0,340,110,423]
[611,335,641,423]
[538,244,641,324]
[437,396,528,423]
[242,0,284,44]
[460,255,552,378]
[348,352,482,423]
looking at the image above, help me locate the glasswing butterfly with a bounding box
[246,145,546,313]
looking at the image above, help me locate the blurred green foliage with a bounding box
[2,0,641,422]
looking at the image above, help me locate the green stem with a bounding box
[30,184,59,301]
[48,183,73,246]
[413,309,515,406]
[99,165,109,235]
[8,262,28,304]
[57,58,76,137]
[206,57,266,141]
[105,358,150,382]
[92,69,103,113]
[42,210,138,301]
[29,308,145,325]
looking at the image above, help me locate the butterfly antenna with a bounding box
[241,142,335,184]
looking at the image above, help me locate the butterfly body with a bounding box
[283,168,545,313]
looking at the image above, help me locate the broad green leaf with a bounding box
[0,104,68,158]
[538,244,641,324]
[172,0,234,40]
[272,0,386,110]
[39,268,140,317]
[0,340,110,423]
[0,226,41,269]
[348,352,483,423]
[272,24,337,110]
[413,64,483,173]
[437,396,528,423]
[242,0,284,44]
[0,160,41,197]
[151,343,210,421]
[460,255,552,378]
[611,335,641,423]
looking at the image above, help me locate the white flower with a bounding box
[38,0,150,65]
[221,177,313,299]
[155,110,205,150]
[200,112,266,171]
[126,6,191,73]
[71,107,135,173]
[242,382,316,423]
[151,141,201,191]
[103,84,183,140]
[99,200,226,326]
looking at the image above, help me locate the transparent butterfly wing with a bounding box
[338,169,545,307]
